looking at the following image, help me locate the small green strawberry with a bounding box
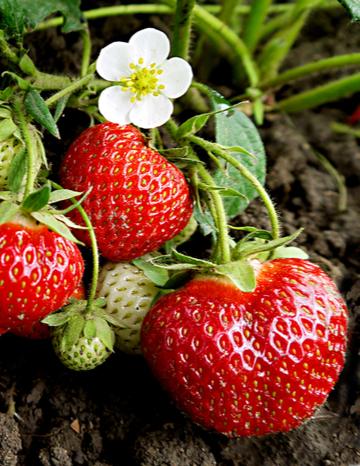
[53,332,112,371]
[96,261,159,354]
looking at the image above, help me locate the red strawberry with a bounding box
[0,219,84,331]
[60,123,193,261]
[141,259,348,437]
[11,282,86,340]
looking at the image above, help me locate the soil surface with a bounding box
[1,6,360,466]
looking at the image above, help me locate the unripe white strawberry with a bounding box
[96,262,158,354]
[0,135,22,189]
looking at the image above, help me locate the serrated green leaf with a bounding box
[0,201,18,224]
[49,189,82,204]
[63,315,85,350]
[83,320,96,339]
[31,211,82,244]
[24,90,60,138]
[8,147,26,193]
[22,185,50,212]
[132,258,169,287]
[216,260,256,292]
[0,118,17,142]
[177,114,210,139]
[337,0,360,21]
[209,88,266,219]
[272,246,309,260]
[42,312,71,327]
[94,317,114,351]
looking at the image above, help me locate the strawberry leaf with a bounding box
[132,258,169,287]
[208,88,266,219]
[8,147,27,193]
[25,90,60,138]
[337,0,360,20]
[216,260,256,292]
[22,185,50,212]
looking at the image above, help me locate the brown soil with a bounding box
[0,6,359,466]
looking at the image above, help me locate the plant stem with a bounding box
[192,4,259,86]
[35,2,340,30]
[80,25,92,78]
[51,182,99,312]
[167,119,231,264]
[243,0,273,52]
[172,0,196,60]
[276,72,360,113]
[219,0,240,28]
[45,70,95,107]
[189,135,281,240]
[0,34,18,64]
[13,102,37,198]
[31,72,72,90]
[262,53,360,89]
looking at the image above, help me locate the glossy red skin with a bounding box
[141,259,348,437]
[11,282,86,340]
[60,123,193,261]
[0,222,84,331]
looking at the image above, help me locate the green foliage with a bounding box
[24,90,60,138]
[209,90,266,219]
[338,0,360,20]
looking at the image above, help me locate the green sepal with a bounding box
[171,249,215,268]
[132,257,169,287]
[0,118,17,142]
[53,213,88,230]
[176,114,210,139]
[48,189,82,204]
[160,270,192,290]
[159,147,190,159]
[63,314,85,351]
[24,89,60,138]
[3,72,30,90]
[54,95,70,122]
[22,185,50,212]
[19,54,37,76]
[83,319,96,339]
[271,246,309,260]
[42,312,71,327]
[94,317,115,352]
[0,201,19,224]
[234,229,303,260]
[198,182,248,200]
[216,260,256,292]
[31,211,82,244]
[8,147,26,193]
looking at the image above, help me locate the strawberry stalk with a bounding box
[13,101,37,198]
[172,0,196,61]
[80,25,92,78]
[51,182,99,312]
[188,134,281,240]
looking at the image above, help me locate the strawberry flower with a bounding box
[96,28,193,129]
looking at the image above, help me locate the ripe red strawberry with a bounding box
[11,282,86,339]
[141,258,348,437]
[0,219,84,331]
[60,123,193,261]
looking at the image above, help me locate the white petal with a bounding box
[159,57,193,99]
[96,42,132,81]
[98,86,133,125]
[129,28,170,66]
[129,95,173,129]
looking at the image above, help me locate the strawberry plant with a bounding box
[0,0,356,446]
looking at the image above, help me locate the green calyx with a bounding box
[44,298,117,371]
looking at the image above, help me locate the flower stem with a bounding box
[189,135,281,240]
[13,101,37,198]
[31,72,72,90]
[45,70,95,107]
[51,182,99,312]
[166,119,231,264]
[262,53,360,89]
[80,25,92,78]
[242,0,273,52]
[172,0,196,60]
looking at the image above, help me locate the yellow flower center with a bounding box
[120,57,165,103]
